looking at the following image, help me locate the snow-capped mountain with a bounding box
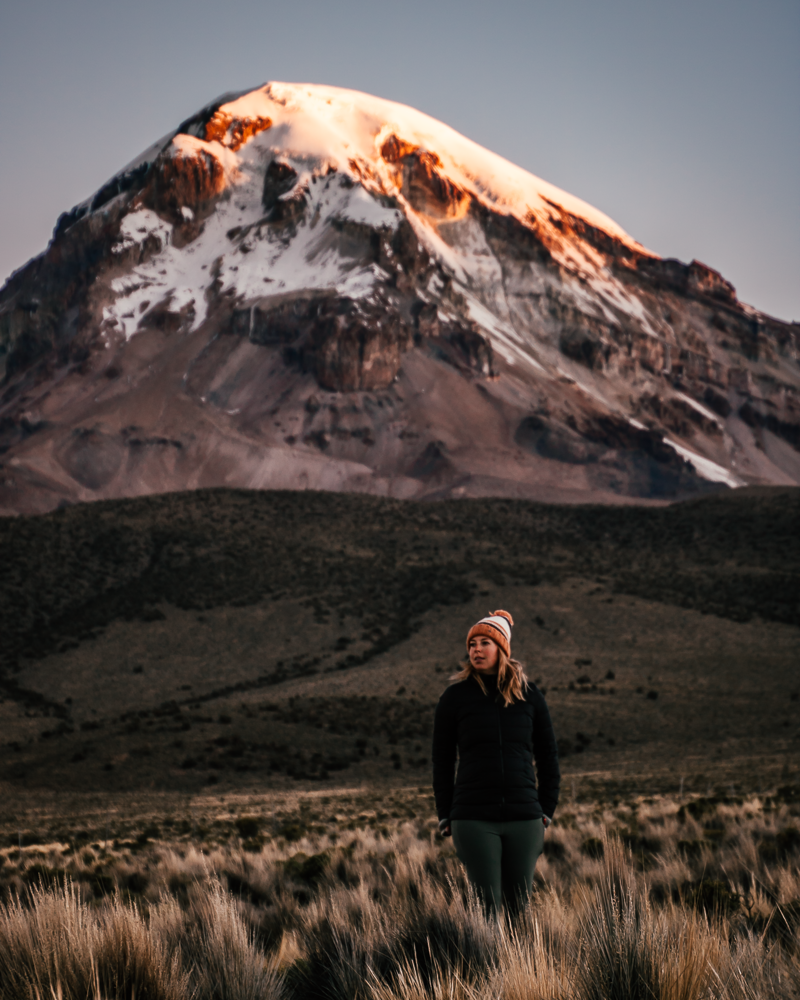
[1,82,798,514]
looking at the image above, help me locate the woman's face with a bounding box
[468,635,500,673]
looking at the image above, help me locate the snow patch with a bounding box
[665,439,743,487]
[102,167,404,339]
[675,391,723,426]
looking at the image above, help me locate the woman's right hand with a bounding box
[438,819,452,837]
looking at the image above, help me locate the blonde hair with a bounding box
[450,647,528,706]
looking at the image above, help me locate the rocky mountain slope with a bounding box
[1,83,798,514]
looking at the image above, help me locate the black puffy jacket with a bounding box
[432,673,560,823]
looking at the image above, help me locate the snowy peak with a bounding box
[87,82,661,362]
[244,84,644,242]
[181,82,653,272]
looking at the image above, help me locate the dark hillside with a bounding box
[1,487,797,799]
[1,486,798,674]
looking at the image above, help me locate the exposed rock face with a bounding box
[0,82,798,514]
[234,292,412,390]
[203,110,272,151]
[306,300,409,392]
[262,160,300,212]
[381,134,471,220]
[0,203,125,379]
[143,136,228,224]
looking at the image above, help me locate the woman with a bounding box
[432,610,560,915]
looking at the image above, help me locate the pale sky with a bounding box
[1,0,797,320]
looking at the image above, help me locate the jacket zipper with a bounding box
[496,700,505,809]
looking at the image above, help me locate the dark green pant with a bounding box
[451,818,545,914]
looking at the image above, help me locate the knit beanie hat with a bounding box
[466,610,514,658]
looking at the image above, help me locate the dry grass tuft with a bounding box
[0,875,284,1000]
[181,875,285,999]
[0,879,188,1000]
[571,837,716,1000]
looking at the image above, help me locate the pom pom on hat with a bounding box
[466,610,514,657]
[492,610,514,627]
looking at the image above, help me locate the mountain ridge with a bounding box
[1,82,798,514]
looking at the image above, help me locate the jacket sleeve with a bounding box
[431,686,458,822]
[531,686,560,818]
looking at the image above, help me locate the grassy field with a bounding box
[0,487,798,996]
[1,783,799,999]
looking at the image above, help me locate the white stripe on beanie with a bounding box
[477,614,512,643]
